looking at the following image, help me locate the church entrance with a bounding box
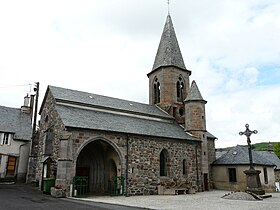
[75,139,122,195]
[203,173,209,191]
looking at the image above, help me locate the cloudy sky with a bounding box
[0,0,279,148]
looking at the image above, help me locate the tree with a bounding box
[274,142,280,158]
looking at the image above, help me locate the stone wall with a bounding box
[26,132,39,183]
[35,90,66,187]
[275,170,280,182]
[185,103,206,132]
[207,138,216,188]
[212,165,276,193]
[148,66,190,124]
[66,129,201,195]
[127,136,200,195]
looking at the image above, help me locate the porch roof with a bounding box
[56,104,199,141]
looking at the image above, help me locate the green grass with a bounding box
[220,142,279,151]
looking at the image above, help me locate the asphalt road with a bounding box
[0,183,146,210]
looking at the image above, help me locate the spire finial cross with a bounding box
[167,0,170,15]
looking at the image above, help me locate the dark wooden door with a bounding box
[6,156,17,177]
[76,167,90,177]
[204,173,209,191]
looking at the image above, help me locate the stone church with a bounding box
[32,14,216,196]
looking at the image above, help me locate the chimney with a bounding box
[21,94,31,113]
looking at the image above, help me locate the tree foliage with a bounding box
[274,142,280,158]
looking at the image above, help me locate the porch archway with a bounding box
[75,139,122,195]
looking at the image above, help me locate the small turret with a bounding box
[184,80,207,136]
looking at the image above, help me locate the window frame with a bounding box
[263,167,268,184]
[176,76,185,102]
[228,168,237,183]
[153,77,160,104]
[183,159,187,175]
[1,132,12,145]
[160,149,168,177]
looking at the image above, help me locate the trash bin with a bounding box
[43,178,55,194]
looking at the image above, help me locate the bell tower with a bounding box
[147,15,191,124]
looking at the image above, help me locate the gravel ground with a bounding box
[222,192,257,201]
[70,190,280,210]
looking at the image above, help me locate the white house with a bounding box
[0,96,33,182]
[212,145,280,193]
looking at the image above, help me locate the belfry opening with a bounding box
[75,139,122,195]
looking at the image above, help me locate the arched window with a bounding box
[183,159,187,175]
[160,149,168,176]
[177,76,184,102]
[153,77,160,104]
[45,128,54,155]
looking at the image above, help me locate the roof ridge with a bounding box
[49,85,151,107]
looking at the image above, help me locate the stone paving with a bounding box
[70,190,280,210]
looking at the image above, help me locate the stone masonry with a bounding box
[34,89,202,196]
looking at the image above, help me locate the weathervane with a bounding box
[239,124,258,169]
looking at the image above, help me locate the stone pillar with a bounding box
[56,132,73,195]
[244,168,265,195]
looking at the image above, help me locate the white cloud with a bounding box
[208,84,280,147]
[0,0,279,148]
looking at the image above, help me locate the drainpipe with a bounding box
[195,145,200,192]
[32,82,39,140]
[126,135,129,197]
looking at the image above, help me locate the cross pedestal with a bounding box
[243,168,265,195]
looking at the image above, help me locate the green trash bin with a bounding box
[43,178,55,194]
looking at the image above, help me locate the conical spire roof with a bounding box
[185,80,207,103]
[151,15,187,72]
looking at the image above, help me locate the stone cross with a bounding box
[239,124,258,169]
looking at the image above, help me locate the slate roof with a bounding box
[212,145,279,167]
[0,105,32,141]
[56,104,198,140]
[215,150,227,159]
[47,86,171,119]
[257,151,280,170]
[185,80,206,102]
[205,131,217,139]
[45,86,199,141]
[149,15,189,74]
